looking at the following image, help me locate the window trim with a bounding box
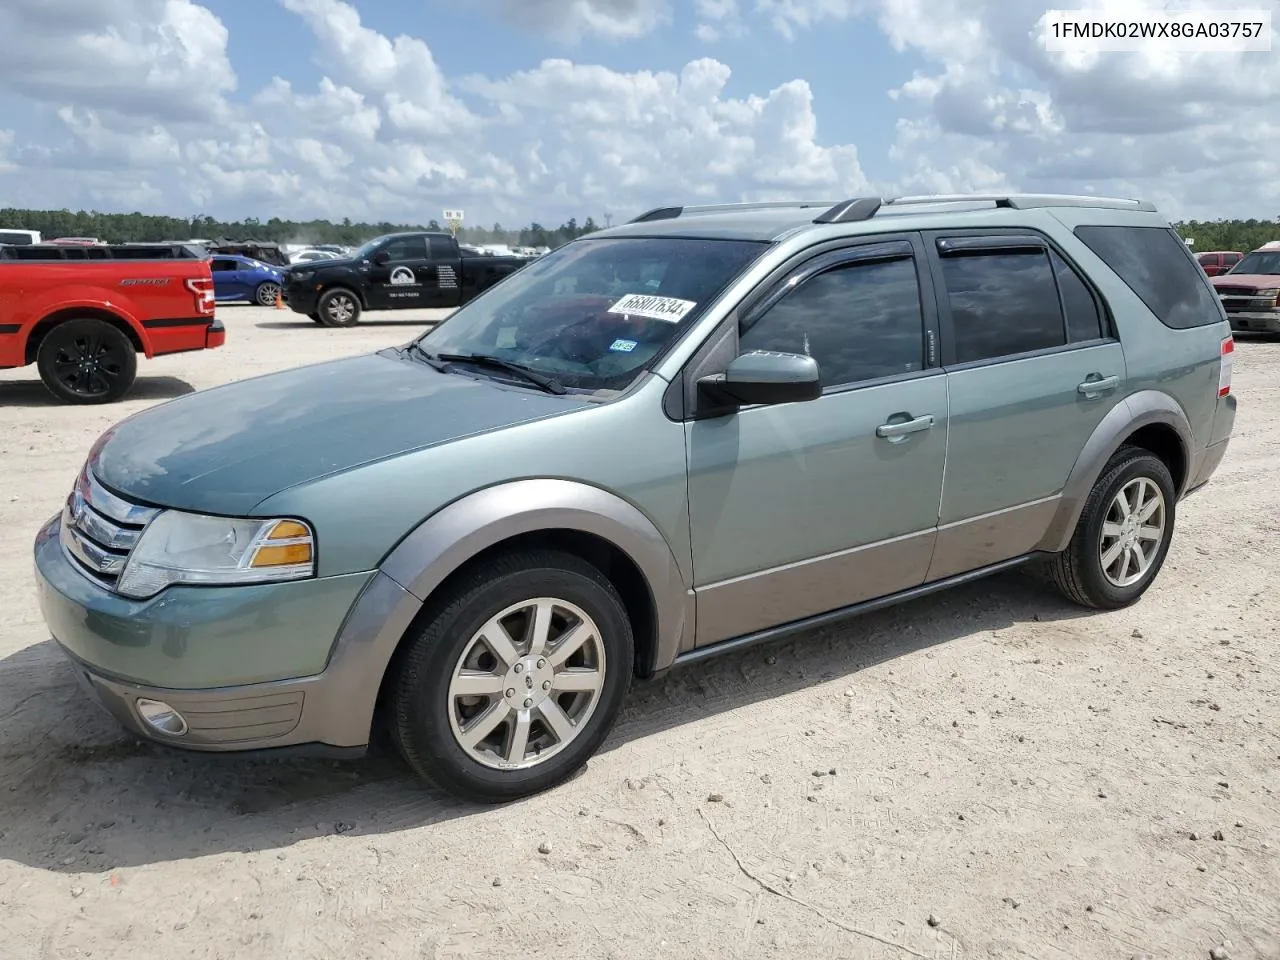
[924,227,1117,370]
[385,237,429,262]
[667,231,941,421]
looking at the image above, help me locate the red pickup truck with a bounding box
[0,243,223,403]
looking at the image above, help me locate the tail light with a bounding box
[186,277,214,315]
[1218,336,1233,398]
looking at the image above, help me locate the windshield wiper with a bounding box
[403,340,447,371]
[432,352,567,395]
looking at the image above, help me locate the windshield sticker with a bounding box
[607,293,697,324]
[609,338,638,353]
[496,326,519,348]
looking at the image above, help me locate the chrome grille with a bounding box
[59,469,160,589]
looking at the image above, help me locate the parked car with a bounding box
[205,241,291,268]
[0,228,41,246]
[1,242,222,403]
[34,194,1235,802]
[280,231,528,326]
[48,237,104,246]
[1211,241,1280,335]
[289,248,342,265]
[210,253,285,306]
[1196,250,1243,277]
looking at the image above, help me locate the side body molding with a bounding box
[380,479,693,674]
[1036,390,1194,555]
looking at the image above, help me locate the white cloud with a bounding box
[488,0,672,42]
[0,0,234,122]
[0,0,1275,224]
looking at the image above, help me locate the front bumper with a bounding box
[1226,311,1280,334]
[280,279,321,315]
[34,514,420,753]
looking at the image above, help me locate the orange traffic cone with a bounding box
[274,292,284,309]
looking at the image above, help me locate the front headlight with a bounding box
[117,511,316,599]
[1256,288,1279,299]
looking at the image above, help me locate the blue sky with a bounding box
[0,0,1275,225]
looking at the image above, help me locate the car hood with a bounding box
[1212,274,1280,290]
[285,257,357,273]
[89,351,591,515]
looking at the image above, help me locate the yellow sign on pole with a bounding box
[443,209,464,237]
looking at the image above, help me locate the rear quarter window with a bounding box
[1073,225,1224,329]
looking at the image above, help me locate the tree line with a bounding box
[0,209,604,249]
[2,207,1277,254]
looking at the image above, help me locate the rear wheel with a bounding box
[390,550,634,803]
[36,318,137,404]
[1047,446,1176,609]
[316,288,361,327]
[254,281,281,306]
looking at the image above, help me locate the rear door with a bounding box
[210,257,242,300]
[427,236,463,307]
[924,231,1127,580]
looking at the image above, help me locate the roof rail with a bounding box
[880,193,1158,213]
[628,200,838,224]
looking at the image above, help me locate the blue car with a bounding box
[209,254,284,306]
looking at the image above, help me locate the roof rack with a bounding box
[628,200,838,224]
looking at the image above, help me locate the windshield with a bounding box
[351,236,386,260]
[1228,252,1280,276]
[413,236,767,393]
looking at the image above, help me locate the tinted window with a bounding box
[1074,225,1223,329]
[384,237,428,261]
[211,258,237,272]
[739,256,924,388]
[0,231,35,245]
[429,238,457,259]
[1051,250,1104,342]
[940,250,1065,364]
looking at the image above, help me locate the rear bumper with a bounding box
[206,315,225,349]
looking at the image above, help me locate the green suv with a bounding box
[34,194,1237,802]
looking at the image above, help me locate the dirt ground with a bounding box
[1,304,1277,960]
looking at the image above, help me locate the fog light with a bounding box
[136,698,188,737]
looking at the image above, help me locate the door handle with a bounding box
[1077,375,1120,397]
[876,414,935,440]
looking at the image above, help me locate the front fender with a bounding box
[380,478,692,673]
[1036,390,1194,554]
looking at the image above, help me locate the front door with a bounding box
[685,237,949,646]
[923,231,1128,580]
[367,236,432,310]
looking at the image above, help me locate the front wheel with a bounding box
[254,281,281,306]
[316,288,361,327]
[1047,446,1176,609]
[36,318,137,404]
[390,550,634,802]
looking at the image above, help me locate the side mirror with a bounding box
[697,350,822,407]
[371,250,391,266]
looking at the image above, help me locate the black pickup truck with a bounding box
[280,231,529,327]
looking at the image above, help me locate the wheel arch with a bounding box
[24,306,147,364]
[378,479,691,683]
[1037,391,1194,554]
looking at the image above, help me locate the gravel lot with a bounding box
[1,305,1277,960]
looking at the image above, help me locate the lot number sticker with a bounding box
[609,338,638,353]
[608,293,697,323]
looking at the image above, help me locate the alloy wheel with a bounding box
[1099,476,1166,588]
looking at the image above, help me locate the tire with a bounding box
[390,550,634,803]
[1047,445,1176,609]
[254,281,281,306]
[36,318,137,405]
[315,288,361,327]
